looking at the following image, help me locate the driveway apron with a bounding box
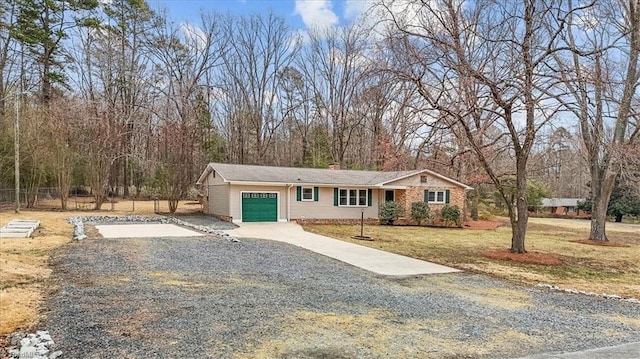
[224,222,459,276]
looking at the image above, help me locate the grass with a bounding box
[302,218,640,298]
[0,199,201,336]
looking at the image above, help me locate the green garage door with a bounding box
[242,192,278,222]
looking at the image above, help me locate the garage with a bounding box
[241,192,278,222]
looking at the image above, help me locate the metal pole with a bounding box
[14,94,20,214]
[360,209,364,238]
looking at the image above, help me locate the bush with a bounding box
[411,202,430,225]
[441,204,462,227]
[379,201,404,225]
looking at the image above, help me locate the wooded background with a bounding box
[0,0,638,245]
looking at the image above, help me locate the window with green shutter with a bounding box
[301,187,314,201]
[426,190,447,203]
[336,188,370,207]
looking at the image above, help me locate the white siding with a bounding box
[205,170,230,216]
[290,187,381,220]
[208,184,230,216]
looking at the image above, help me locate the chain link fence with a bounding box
[0,187,100,210]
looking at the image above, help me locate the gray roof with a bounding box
[199,163,472,188]
[540,198,584,207]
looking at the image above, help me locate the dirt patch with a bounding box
[569,239,631,247]
[483,249,563,266]
[463,220,502,230]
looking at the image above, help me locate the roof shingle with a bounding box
[207,163,421,186]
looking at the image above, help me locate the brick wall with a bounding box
[401,186,467,222]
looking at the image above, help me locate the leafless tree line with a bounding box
[0,0,637,246]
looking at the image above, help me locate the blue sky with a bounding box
[148,0,370,31]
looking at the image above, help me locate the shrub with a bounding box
[411,202,430,225]
[379,201,404,225]
[441,204,462,227]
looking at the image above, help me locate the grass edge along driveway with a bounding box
[301,218,640,299]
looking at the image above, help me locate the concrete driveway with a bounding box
[224,222,459,276]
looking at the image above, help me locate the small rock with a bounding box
[49,350,63,359]
[9,332,24,346]
[38,333,52,343]
[8,348,19,358]
[20,345,37,358]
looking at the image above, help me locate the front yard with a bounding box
[302,218,640,298]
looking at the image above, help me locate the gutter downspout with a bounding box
[287,184,293,222]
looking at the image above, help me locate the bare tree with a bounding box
[380,0,572,252]
[147,11,222,212]
[216,13,299,165]
[555,0,640,240]
[298,24,371,166]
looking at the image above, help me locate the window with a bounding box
[338,188,368,207]
[427,190,446,203]
[302,187,314,201]
[358,189,367,206]
[385,190,395,202]
[420,175,428,183]
[339,189,347,205]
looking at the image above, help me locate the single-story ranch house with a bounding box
[196,163,473,223]
[538,198,586,216]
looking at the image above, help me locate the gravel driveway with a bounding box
[43,232,640,358]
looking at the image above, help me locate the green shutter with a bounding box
[445,190,451,204]
[296,186,301,201]
[367,188,372,206]
[424,189,430,202]
[314,187,319,201]
[333,188,338,206]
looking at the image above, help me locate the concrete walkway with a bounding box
[516,341,640,358]
[224,222,459,276]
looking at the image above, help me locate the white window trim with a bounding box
[428,190,446,204]
[301,186,314,201]
[338,188,368,207]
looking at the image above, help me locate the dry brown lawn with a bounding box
[302,217,640,299]
[0,199,201,336]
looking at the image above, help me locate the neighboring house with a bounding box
[196,163,472,223]
[539,198,585,216]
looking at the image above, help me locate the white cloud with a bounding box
[343,0,374,20]
[180,23,208,50]
[294,0,339,32]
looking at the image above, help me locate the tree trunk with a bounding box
[168,199,178,213]
[94,193,105,210]
[589,168,616,241]
[511,163,529,253]
[615,214,623,222]
[470,187,479,221]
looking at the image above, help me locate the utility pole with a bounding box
[14,93,20,213]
